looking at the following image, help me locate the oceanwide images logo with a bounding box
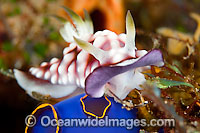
[25,115,37,127]
[25,115,175,129]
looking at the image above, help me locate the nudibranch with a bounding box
[14,7,164,101]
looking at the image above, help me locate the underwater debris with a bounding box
[157,13,200,58]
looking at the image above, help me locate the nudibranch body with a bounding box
[14,8,164,100]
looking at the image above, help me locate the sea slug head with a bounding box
[71,11,139,66]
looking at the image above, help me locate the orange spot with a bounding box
[196,101,200,107]
[154,66,161,73]
[25,103,59,133]
[80,95,111,118]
